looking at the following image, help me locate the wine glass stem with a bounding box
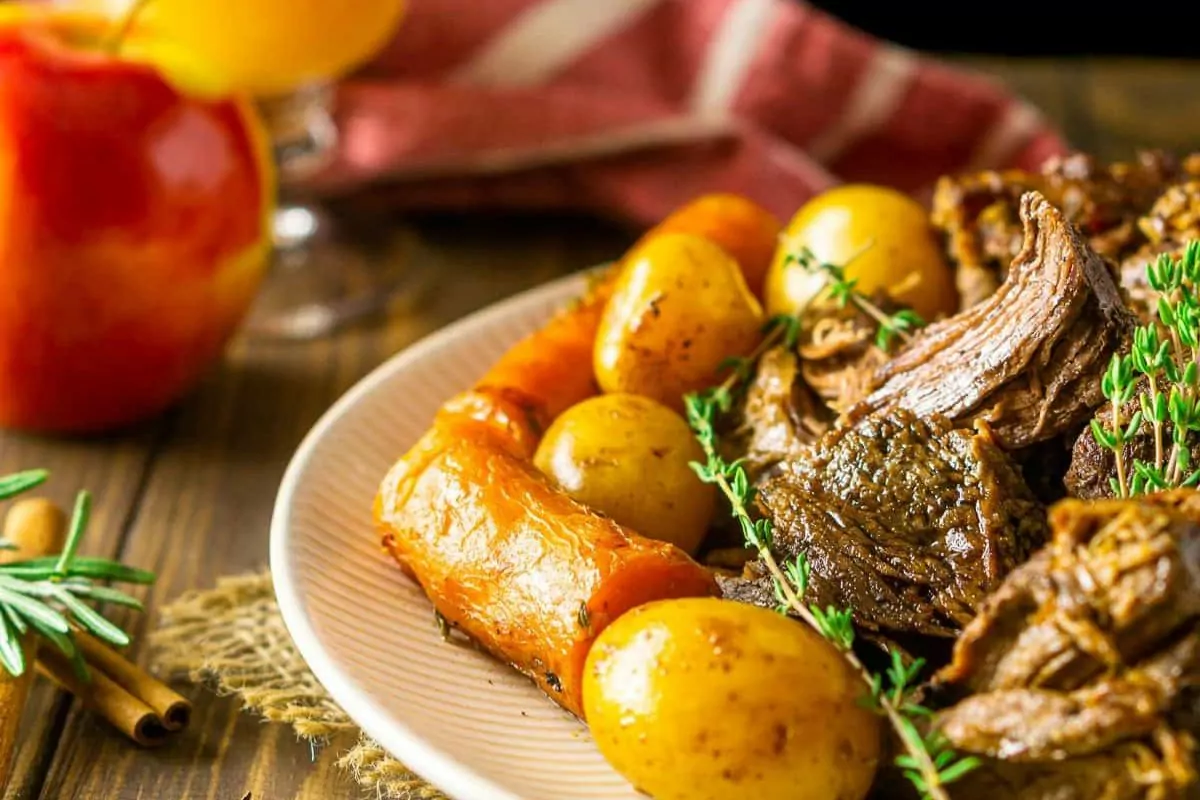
[242,82,425,341]
[258,82,338,181]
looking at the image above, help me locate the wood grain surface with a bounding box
[2,57,1198,800]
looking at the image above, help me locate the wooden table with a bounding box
[3,57,1199,800]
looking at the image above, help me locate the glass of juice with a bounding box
[81,0,413,340]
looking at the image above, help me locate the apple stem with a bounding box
[105,0,153,54]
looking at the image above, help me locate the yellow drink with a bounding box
[79,0,407,95]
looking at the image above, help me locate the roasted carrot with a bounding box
[376,422,719,718]
[457,274,616,457]
[374,193,781,716]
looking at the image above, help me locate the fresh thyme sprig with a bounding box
[1093,241,1200,497]
[711,239,921,400]
[706,312,807,417]
[707,243,888,414]
[1092,354,1142,498]
[780,241,925,351]
[684,391,979,800]
[0,472,155,680]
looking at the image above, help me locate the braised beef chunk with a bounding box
[933,150,1200,312]
[727,346,831,482]
[1063,427,1116,500]
[847,191,1136,451]
[929,492,1200,799]
[932,167,1036,309]
[796,306,890,413]
[938,633,1197,761]
[719,410,1046,638]
[934,734,1197,800]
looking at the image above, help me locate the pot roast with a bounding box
[721,190,1146,638]
[715,161,1200,797]
[845,191,1136,452]
[932,149,1200,313]
[720,410,1046,638]
[926,492,1200,799]
[727,345,831,482]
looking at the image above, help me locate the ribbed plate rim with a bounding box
[270,271,589,800]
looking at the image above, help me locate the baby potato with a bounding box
[644,193,783,298]
[533,394,714,554]
[765,184,958,321]
[583,597,880,800]
[595,233,764,411]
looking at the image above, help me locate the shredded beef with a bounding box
[848,191,1135,451]
[927,492,1200,799]
[932,149,1199,314]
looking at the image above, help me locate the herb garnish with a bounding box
[684,249,975,798]
[709,314,805,416]
[780,240,925,352]
[704,240,925,412]
[0,472,155,680]
[1093,242,1200,497]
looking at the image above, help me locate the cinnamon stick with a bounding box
[0,496,190,759]
[2,499,66,562]
[0,499,67,791]
[35,648,169,748]
[73,630,191,731]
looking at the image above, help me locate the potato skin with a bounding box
[583,597,880,800]
[643,193,783,298]
[765,184,957,321]
[595,233,764,412]
[533,394,715,555]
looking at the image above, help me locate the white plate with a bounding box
[270,272,644,800]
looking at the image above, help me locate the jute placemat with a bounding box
[148,572,448,800]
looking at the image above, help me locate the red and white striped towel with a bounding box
[316,0,1067,226]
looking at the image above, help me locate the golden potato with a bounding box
[583,597,880,800]
[644,193,783,298]
[765,184,957,321]
[595,233,764,411]
[533,394,714,554]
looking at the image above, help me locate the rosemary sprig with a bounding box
[779,240,925,352]
[1093,242,1200,496]
[0,470,50,501]
[685,390,978,799]
[0,477,155,680]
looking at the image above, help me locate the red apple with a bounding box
[0,7,274,433]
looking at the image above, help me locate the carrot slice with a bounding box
[457,274,615,457]
[376,423,718,718]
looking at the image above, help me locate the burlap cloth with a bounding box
[148,572,447,800]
